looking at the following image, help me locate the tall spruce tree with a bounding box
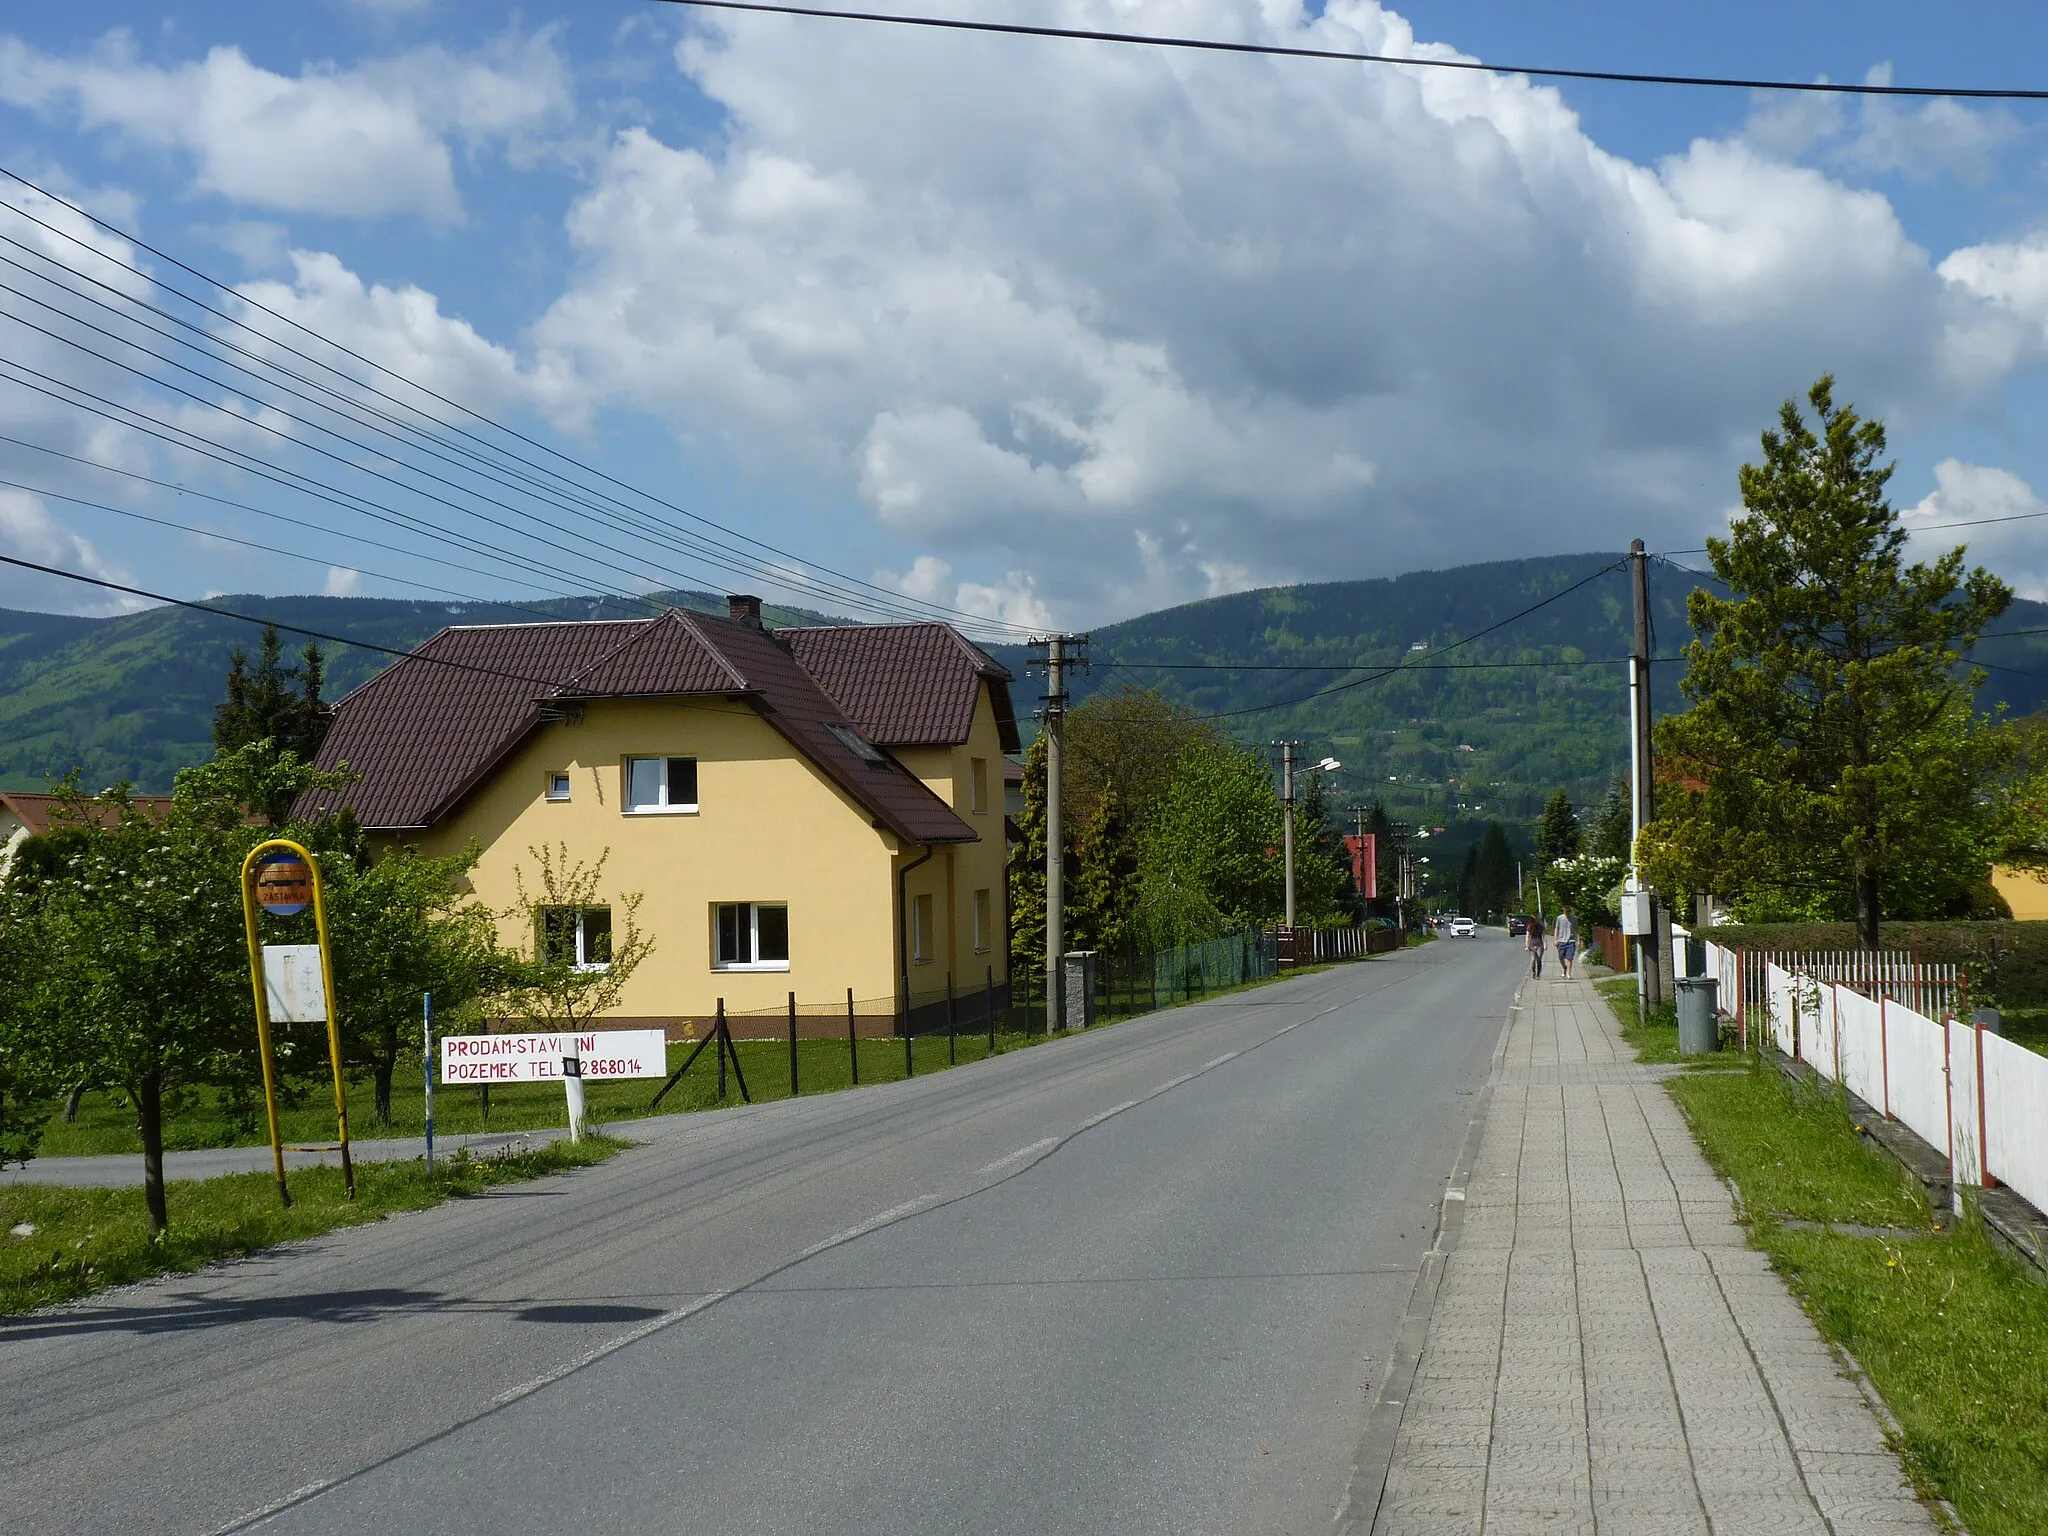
[1642,378,2013,945]
[215,625,332,823]
[1538,788,1580,865]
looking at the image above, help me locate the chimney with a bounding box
[727,594,763,628]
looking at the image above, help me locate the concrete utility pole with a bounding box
[1279,741,1299,929]
[1030,633,1089,1031]
[1628,538,1666,1013]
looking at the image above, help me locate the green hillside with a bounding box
[0,589,843,791]
[989,554,2048,827]
[3,557,2042,814]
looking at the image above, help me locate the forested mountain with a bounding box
[0,589,840,791]
[3,556,2042,813]
[985,554,2048,828]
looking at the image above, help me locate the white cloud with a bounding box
[1742,66,2022,187]
[1902,459,2048,602]
[490,0,2048,620]
[0,31,569,220]
[877,554,1054,631]
[323,565,364,596]
[0,488,138,614]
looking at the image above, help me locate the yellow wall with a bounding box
[395,682,1010,1033]
[892,685,1013,1002]
[1994,865,2048,921]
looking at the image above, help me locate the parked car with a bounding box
[1507,915,1528,936]
[1449,916,1477,937]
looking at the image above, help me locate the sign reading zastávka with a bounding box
[252,850,316,916]
[439,1029,668,1084]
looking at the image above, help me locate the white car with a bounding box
[1449,916,1477,937]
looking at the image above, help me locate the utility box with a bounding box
[1676,976,1719,1054]
[1062,951,1098,1032]
[1621,889,1653,936]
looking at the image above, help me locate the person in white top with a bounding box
[1554,904,1577,978]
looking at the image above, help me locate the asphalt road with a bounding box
[3,935,1518,1536]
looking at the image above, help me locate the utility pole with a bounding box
[1628,538,1664,1014]
[1279,741,1299,929]
[1029,633,1089,1031]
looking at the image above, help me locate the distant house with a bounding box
[0,790,175,881]
[1993,866,2048,921]
[305,598,1019,1037]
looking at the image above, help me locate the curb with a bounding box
[1333,979,1520,1534]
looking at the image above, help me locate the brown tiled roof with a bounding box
[303,610,979,846]
[0,791,175,835]
[782,624,1021,753]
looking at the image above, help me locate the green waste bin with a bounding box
[1676,976,1719,1054]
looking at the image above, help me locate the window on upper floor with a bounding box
[970,756,988,814]
[714,902,790,971]
[545,771,572,802]
[626,756,697,813]
[539,906,612,971]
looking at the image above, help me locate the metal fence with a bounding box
[1003,930,1283,1034]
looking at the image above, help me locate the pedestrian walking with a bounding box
[1526,910,1545,977]
[1554,904,1577,978]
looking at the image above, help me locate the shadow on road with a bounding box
[0,1287,667,1343]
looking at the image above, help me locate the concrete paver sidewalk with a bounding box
[1371,969,1937,1534]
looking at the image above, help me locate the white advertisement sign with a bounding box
[439,1029,669,1085]
[262,944,328,1024]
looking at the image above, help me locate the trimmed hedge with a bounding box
[1697,920,2048,1008]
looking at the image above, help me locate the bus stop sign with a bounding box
[253,851,314,916]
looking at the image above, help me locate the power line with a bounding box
[1198,559,1629,720]
[0,168,1042,637]
[0,553,570,689]
[654,1,2048,99]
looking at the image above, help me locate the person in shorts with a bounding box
[1554,904,1578,978]
[1525,910,1545,976]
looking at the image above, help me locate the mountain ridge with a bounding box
[3,558,2042,823]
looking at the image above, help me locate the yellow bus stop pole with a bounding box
[239,842,292,1210]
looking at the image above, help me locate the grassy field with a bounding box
[26,960,1340,1161]
[0,1136,623,1316]
[1592,977,2048,1536]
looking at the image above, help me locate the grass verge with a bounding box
[30,961,1348,1159]
[1592,984,2048,1536]
[0,1135,623,1317]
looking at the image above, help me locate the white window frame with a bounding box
[911,892,934,965]
[542,907,612,972]
[969,756,988,814]
[624,755,698,815]
[972,887,991,953]
[545,771,572,802]
[713,902,790,972]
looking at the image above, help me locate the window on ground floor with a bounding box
[540,906,612,970]
[912,892,934,964]
[715,902,789,970]
[973,887,992,952]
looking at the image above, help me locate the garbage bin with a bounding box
[1676,975,1719,1055]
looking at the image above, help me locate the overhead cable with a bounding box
[653,1,2048,99]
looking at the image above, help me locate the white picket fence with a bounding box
[1700,937,2047,1218]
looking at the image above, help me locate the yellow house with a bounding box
[307,597,1020,1038]
[1993,865,2048,921]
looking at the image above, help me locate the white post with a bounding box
[562,1029,586,1142]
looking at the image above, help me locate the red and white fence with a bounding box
[1701,938,2042,1217]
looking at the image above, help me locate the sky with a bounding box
[1,0,2047,635]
